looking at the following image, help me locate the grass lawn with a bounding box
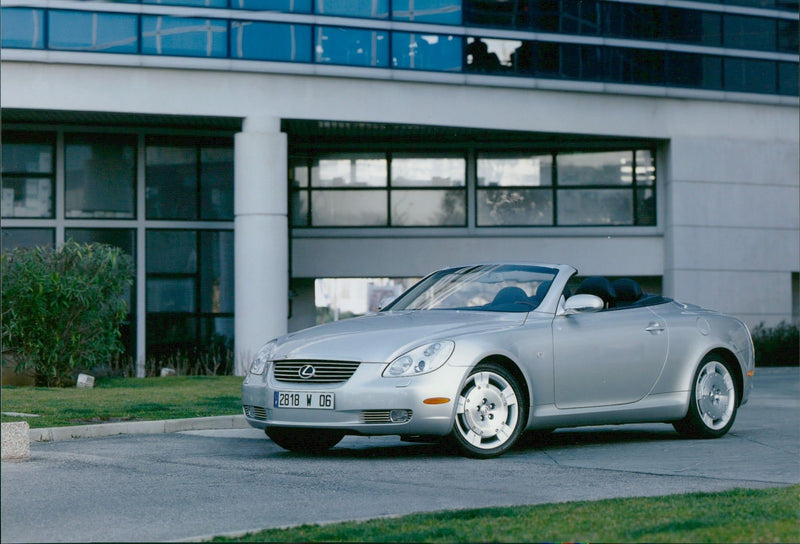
[210,485,800,543]
[1,375,243,428]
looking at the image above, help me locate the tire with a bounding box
[449,362,528,458]
[266,427,344,454]
[673,355,738,439]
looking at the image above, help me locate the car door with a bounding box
[552,306,668,409]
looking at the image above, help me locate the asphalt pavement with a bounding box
[1,367,797,543]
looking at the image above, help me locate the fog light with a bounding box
[389,409,410,423]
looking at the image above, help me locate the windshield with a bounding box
[384,264,558,313]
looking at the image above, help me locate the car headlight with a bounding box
[249,340,277,375]
[383,341,455,378]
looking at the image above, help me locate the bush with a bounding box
[1,240,133,386]
[751,321,799,367]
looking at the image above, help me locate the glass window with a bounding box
[142,16,228,57]
[477,189,553,226]
[392,0,462,24]
[557,189,633,226]
[65,133,136,219]
[778,19,799,54]
[666,52,723,90]
[311,191,387,226]
[146,230,197,274]
[724,14,776,52]
[636,187,657,226]
[604,47,665,85]
[146,145,197,220]
[465,37,520,74]
[2,138,53,174]
[315,0,389,19]
[232,0,312,11]
[147,278,196,312]
[1,229,54,253]
[66,228,136,308]
[603,3,664,41]
[558,151,632,186]
[393,33,462,72]
[2,134,55,219]
[315,27,389,67]
[1,178,53,218]
[558,0,600,35]
[143,0,228,6]
[391,156,465,187]
[312,155,387,187]
[478,154,552,187]
[535,42,603,81]
[199,231,234,313]
[778,63,799,96]
[463,0,529,28]
[724,58,776,94]
[666,8,721,46]
[392,189,466,226]
[291,191,310,226]
[1,8,45,49]
[200,147,234,220]
[290,160,310,226]
[48,11,138,53]
[231,21,312,62]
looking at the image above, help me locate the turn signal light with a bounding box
[423,397,451,405]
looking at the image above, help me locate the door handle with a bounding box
[645,322,664,333]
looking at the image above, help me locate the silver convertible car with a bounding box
[242,263,755,458]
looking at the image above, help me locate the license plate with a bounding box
[274,391,335,410]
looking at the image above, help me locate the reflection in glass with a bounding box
[558,151,631,186]
[635,150,656,185]
[49,11,138,53]
[393,33,461,71]
[147,278,196,312]
[142,16,227,57]
[66,134,136,219]
[232,0,312,11]
[391,190,465,226]
[313,155,387,187]
[604,47,665,85]
[2,141,53,174]
[477,189,552,226]
[199,231,234,313]
[231,21,312,62]
[200,148,234,220]
[779,63,799,96]
[143,0,227,7]
[66,228,136,308]
[1,177,54,218]
[1,8,44,49]
[477,155,552,187]
[777,19,799,54]
[146,146,197,220]
[391,156,465,187]
[557,189,632,225]
[316,0,389,19]
[1,229,53,253]
[393,0,461,24]
[724,14,775,52]
[146,230,197,274]
[316,27,389,67]
[636,188,656,226]
[465,37,519,73]
[312,191,387,226]
[724,58,776,94]
[666,52,722,90]
[291,191,309,226]
[666,9,721,46]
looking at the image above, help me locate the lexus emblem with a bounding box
[299,365,316,379]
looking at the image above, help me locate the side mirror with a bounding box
[563,294,604,314]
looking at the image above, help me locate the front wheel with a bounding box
[266,427,344,454]
[673,355,738,439]
[449,363,528,458]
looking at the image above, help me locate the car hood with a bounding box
[273,310,526,363]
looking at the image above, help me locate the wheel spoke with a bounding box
[501,386,518,407]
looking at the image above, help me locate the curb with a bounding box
[29,414,249,443]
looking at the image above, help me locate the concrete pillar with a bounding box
[234,116,288,376]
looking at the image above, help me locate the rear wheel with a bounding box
[450,362,527,458]
[266,427,344,454]
[673,355,738,439]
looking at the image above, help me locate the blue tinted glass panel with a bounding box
[315,0,389,19]
[666,52,722,90]
[724,15,775,51]
[232,0,312,11]
[1,229,54,252]
[231,21,312,61]
[393,33,461,71]
[143,0,228,7]
[603,3,664,41]
[49,11,138,53]
[534,42,603,81]
[392,0,461,24]
[665,8,721,46]
[604,48,665,85]
[724,58,776,93]
[1,8,44,49]
[315,27,389,67]
[778,19,799,54]
[142,16,228,57]
[778,63,799,96]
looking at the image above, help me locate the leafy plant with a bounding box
[1,240,133,386]
[751,321,799,367]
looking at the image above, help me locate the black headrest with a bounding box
[575,276,616,305]
[492,286,528,305]
[612,278,643,302]
[535,281,551,298]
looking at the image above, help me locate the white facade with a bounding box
[2,43,798,374]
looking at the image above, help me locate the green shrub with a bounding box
[1,240,133,386]
[751,321,799,367]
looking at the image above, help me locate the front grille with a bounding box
[273,360,360,383]
[243,405,268,420]
[360,410,413,424]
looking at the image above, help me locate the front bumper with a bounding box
[241,361,467,437]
